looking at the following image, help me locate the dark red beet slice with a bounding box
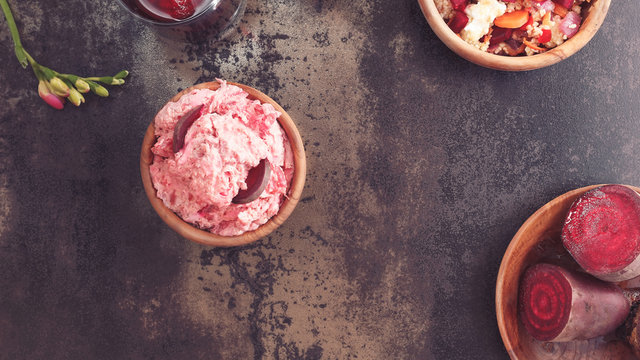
[489,27,513,46]
[172,104,204,153]
[232,159,271,204]
[450,0,468,11]
[553,0,574,9]
[519,263,630,342]
[562,185,640,282]
[448,10,469,34]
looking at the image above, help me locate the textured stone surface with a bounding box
[1,0,639,359]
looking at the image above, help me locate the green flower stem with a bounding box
[1,0,128,109]
[0,0,27,68]
[22,47,37,65]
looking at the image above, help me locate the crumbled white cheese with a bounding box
[460,0,507,48]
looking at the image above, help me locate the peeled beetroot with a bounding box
[519,264,630,342]
[562,185,640,282]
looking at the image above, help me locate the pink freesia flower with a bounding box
[38,80,65,110]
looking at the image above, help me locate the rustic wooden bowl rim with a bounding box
[495,184,640,359]
[417,0,611,71]
[140,81,306,247]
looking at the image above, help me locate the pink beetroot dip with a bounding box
[150,80,294,236]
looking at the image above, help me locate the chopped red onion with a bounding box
[560,11,581,38]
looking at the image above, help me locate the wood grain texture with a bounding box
[496,184,640,360]
[417,0,611,71]
[140,81,306,247]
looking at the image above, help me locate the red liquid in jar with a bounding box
[134,0,209,22]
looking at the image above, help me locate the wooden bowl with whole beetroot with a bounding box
[417,0,611,71]
[496,184,640,360]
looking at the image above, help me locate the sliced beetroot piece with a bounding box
[553,0,574,9]
[232,159,271,204]
[562,185,640,282]
[519,263,630,342]
[448,10,468,34]
[172,104,204,153]
[489,27,513,46]
[450,0,468,11]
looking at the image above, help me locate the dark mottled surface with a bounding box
[1,0,639,359]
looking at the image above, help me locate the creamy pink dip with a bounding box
[150,80,294,236]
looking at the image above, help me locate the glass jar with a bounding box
[116,0,246,42]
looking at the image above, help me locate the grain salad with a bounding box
[437,0,591,56]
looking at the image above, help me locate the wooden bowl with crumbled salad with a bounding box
[418,0,610,71]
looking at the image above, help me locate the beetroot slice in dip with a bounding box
[150,80,294,236]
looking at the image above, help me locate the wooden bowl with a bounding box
[140,81,306,247]
[417,0,611,71]
[496,184,640,360]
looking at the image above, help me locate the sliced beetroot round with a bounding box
[519,263,630,342]
[562,185,640,282]
[232,159,271,204]
[172,104,204,153]
[519,264,573,341]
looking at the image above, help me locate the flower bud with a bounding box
[68,88,85,106]
[92,84,109,97]
[38,80,65,110]
[114,70,129,79]
[111,78,125,85]
[75,79,91,93]
[49,77,70,97]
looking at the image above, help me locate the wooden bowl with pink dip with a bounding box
[140,81,306,247]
